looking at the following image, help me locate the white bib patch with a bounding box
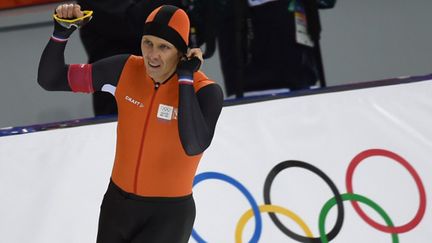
[157,104,174,121]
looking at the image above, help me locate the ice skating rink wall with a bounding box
[1,76,431,243]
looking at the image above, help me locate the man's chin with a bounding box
[147,68,160,76]
[147,70,164,81]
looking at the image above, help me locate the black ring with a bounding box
[263,160,345,242]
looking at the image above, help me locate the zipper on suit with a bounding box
[133,82,160,193]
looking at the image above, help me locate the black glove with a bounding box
[52,10,92,40]
[176,56,202,80]
[53,17,77,39]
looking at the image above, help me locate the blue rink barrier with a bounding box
[0,115,117,137]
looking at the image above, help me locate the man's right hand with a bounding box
[55,3,84,19]
[52,4,87,40]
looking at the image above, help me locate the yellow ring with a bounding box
[235,204,313,243]
[53,10,93,23]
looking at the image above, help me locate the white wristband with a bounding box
[178,77,194,85]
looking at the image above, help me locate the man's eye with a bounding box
[143,40,152,46]
[160,45,170,50]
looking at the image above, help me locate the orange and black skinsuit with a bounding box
[37,15,223,243]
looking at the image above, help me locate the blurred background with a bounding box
[1,0,431,128]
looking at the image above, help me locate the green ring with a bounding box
[319,193,399,243]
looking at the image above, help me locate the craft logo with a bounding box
[125,96,144,108]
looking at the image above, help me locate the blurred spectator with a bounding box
[217,0,336,97]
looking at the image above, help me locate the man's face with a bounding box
[141,35,181,83]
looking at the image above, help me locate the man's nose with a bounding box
[147,47,160,59]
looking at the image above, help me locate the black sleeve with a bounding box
[37,38,129,92]
[91,54,129,91]
[37,40,70,91]
[178,83,224,156]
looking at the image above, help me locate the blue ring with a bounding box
[192,172,262,243]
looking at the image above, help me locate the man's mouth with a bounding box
[148,62,161,68]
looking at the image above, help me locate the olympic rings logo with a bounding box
[192,149,427,242]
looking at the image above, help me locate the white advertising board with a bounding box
[1,79,431,242]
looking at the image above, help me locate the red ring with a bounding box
[346,149,426,233]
